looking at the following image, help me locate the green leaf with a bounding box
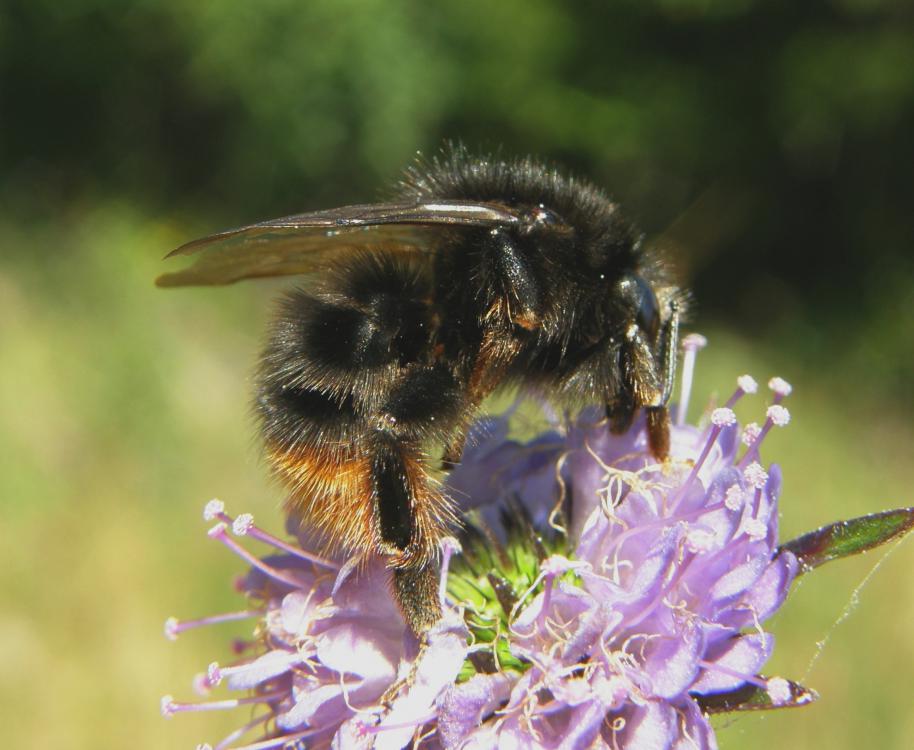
[695,678,818,714]
[778,507,914,574]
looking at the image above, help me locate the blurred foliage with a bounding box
[1,1,913,749]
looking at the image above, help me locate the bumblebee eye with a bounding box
[617,274,660,339]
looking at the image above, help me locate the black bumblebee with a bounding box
[159,146,684,633]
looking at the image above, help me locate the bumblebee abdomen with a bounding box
[255,249,462,567]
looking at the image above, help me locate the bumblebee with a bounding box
[159,146,683,633]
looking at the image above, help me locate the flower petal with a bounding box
[374,614,469,750]
[691,632,774,694]
[437,673,513,749]
[643,624,704,700]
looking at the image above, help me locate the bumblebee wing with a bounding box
[156,201,521,287]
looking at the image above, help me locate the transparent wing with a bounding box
[156,200,522,287]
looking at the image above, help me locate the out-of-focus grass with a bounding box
[1,208,912,749]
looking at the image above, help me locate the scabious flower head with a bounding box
[165,347,815,749]
[438,391,800,748]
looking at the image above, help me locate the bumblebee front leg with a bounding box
[610,302,681,459]
[644,301,680,459]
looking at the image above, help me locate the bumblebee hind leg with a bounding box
[370,363,466,633]
[370,433,444,632]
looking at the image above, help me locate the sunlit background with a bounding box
[2,2,913,748]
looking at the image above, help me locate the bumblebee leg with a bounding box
[441,325,521,469]
[614,322,673,458]
[606,388,637,434]
[644,301,680,459]
[656,300,681,406]
[392,564,441,633]
[645,407,671,459]
[371,431,451,633]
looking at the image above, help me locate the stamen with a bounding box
[725,374,759,409]
[684,525,716,553]
[232,513,255,536]
[207,505,338,571]
[367,712,439,735]
[241,522,339,571]
[724,484,746,511]
[161,691,284,717]
[439,537,461,607]
[739,405,790,467]
[208,524,304,589]
[711,408,737,427]
[742,518,768,541]
[676,334,707,426]
[671,408,735,510]
[203,499,225,521]
[740,422,761,447]
[768,377,793,403]
[743,462,769,490]
[766,405,790,426]
[737,375,758,395]
[206,662,222,687]
[164,610,259,640]
[212,713,273,750]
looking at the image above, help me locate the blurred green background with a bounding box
[1,1,913,748]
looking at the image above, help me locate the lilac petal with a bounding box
[580,524,680,607]
[511,583,597,663]
[739,551,797,622]
[457,726,506,750]
[574,507,615,572]
[616,701,678,750]
[332,718,374,750]
[567,420,617,534]
[554,697,618,750]
[437,673,513,749]
[708,554,768,603]
[374,614,468,750]
[671,699,718,750]
[279,683,346,730]
[280,590,318,634]
[463,415,511,460]
[691,632,774,694]
[329,560,404,623]
[316,622,399,685]
[561,605,622,666]
[766,463,783,504]
[225,649,302,689]
[622,526,682,600]
[279,597,405,732]
[643,624,704,699]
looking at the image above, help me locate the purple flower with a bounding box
[164,335,818,749]
[163,501,469,750]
